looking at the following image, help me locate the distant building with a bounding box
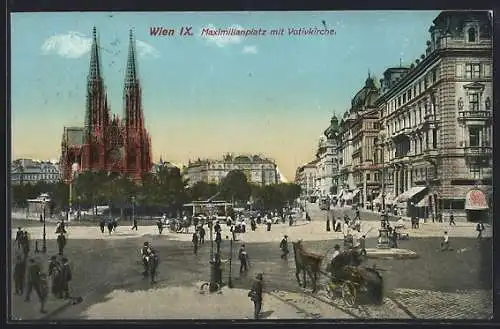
[186,154,280,187]
[151,157,180,174]
[11,158,61,185]
[294,159,319,196]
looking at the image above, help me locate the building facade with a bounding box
[186,154,280,187]
[373,11,492,220]
[315,115,341,197]
[333,76,380,206]
[60,28,152,182]
[11,159,61,185]
[294,159,318,197]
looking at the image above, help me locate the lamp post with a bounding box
[228,237,234,288]
[42,197,47,253]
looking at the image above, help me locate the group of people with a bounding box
[13,225,73,314]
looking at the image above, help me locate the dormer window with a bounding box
[467,28,476,42]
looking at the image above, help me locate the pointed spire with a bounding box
[88,26,102,81]
[125,29,139,87]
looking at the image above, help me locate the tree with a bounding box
[219,170,251,203]
[188,181,218,201]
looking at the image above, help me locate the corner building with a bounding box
[374,11,492,221]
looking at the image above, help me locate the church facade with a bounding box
[60,28,152,182]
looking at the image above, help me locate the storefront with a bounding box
[465,188,490,222]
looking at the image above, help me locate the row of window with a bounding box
[12,174,60,181]
[386,101,433,136]
[386,67,439,115]
[456,63,491,79]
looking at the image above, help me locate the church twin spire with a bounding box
[86,27,143,131]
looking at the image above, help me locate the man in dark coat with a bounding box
[192,232,199,255]
[14,253,26,295]
[215,231,222,254]
[60,257,72,299]
[15,227,23,248]
[214,221,221,234]
[239,244,249,275]
[25,257,47,313]
[57,233,66,255]
[199,226,206,244]
[99,218,106,233]
[48,255,62,298]
[279,235,289,260]
[249,273,263,319]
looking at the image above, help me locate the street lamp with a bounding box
[227,236,234,288]
[42,197,47,253]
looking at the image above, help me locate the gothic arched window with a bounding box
[468,28,476,42]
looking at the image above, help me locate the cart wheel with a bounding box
[341,282,357,307]
[326,282,337,300]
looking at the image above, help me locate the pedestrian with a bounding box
[215,231,222,254]
[441,231,450,251]
[288,214,293,226]
[199,226,205,244]
[15,227,23,249]
[25,257,47,313]
[214,221,221,234]
[248,273,263,319]
[476,222,485,239]
[60,257,72,299]
[48,255,62,298]
[22,231,30,256]
[156,219,164,234]
[14,253,26,295]
[266,218,272,232]
[99,219,105,233]
[280,235,289,260]
[251,218,257,231]
[131,217,138,231]
[391,229,398,248]
[239,244,249,274]
[57,233,66,255]
[449,214,456,226]
[192,231,199,255]
[358,235,367,256]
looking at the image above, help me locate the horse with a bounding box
[292,240,323,293]
[142,253,159,284]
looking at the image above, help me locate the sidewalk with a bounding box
[80,282,314,319]
[11,217,491,245]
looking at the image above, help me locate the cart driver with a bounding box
[327,244,342,279]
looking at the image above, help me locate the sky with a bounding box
[11,11,440,181]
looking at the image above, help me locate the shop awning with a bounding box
[415,196,429,208]
[397,186,427,203]
[352,189,360,197]
[465,189,489,210]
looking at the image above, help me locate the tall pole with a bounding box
[67,179,72,224]
[42,199,47,253]
[381,143,386,211]
[132,196,135,222]
[228,237,234,288]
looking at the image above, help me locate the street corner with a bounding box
[365,248,419,260]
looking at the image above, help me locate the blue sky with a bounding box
[11,11,440,180]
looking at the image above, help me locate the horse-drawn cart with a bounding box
[292,240,384,307]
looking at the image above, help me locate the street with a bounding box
[10,217,492,320]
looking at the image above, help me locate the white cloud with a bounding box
[136,40,160,58]
[242,45,258,54]
[40,32,92,59]
[201,24,244,47]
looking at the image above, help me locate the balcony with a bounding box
[464,146,493,158]
[423,148,439,159]
[457,110,492,122]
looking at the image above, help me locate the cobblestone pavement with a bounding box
[10,221,492,320]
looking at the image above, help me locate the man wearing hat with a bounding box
[279,235,289,260]
[14,253,26,295]
[15,227,23,249]
[25,256,47,313]
[248,273,263,319]
[60,257,72,299]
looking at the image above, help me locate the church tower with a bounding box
[84,27,111,169]
[123,30,152,179]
